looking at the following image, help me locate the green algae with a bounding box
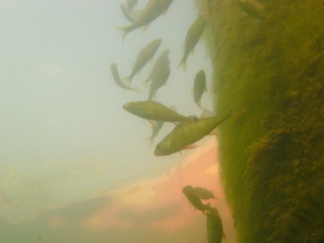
[196,0,324,242]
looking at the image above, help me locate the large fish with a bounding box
[278,180,324,243]
[110,63,138,92]
[123,100,189,122]
[126,38,162,83]
[178,15,206,70]
[148,58,170,100]
[143,49,169,85]
[118,0,174,40]
[193,69,207,109]
[154,114,229,156]
[206,207,226,243]
[182,185,211,212]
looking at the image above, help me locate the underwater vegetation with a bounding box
[196,0,324,242]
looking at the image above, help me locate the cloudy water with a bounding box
[0,0,235,242]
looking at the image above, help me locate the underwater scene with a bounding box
[1,0,323,242]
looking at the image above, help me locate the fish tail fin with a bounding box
[177,59,187,71]
[116,26,129,42]
[196,101,203,110]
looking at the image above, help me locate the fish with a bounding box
[178,15,206,70]
[154,114,230,156]
[148,58,170,100]
[110,63,138,92]
[120,4,135,23]
[126,38,162,83]
[126,0,137,12]
[118,0,174,40]
[278,180,324,243]
[206,207,226,243]
[147,120,164,144]
[143,49,169,85]
[193,69,207,109]
[194,186,215,200]
[182,185,211,212]
[237,0,267,20]
[123,100,189,122]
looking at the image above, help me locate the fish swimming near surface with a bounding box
[154,114,230,156]
[143,49,169,85]
[237,0,267,20]
[148,58,170,100]
[278,179,324,243]
[110,63,138,92]
[120,4,135,23]
[206,207,226,243]
[182,185,211,213]
[118,0,174,40]
[193,69,207,109]
[123,100,189,122]
[193,186,215,200]
[178,15,207,70]
[126,38,162,83]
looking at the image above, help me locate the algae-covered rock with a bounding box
[197,0,324,242]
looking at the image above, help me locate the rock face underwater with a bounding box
[197,0,324,242]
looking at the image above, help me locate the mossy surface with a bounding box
[197,0,324,242]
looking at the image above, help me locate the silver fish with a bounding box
[118,0,174,40]
[143,49,169,85]
[123,100,189,122]
[126,38,162,83]
[194,70,207,109]
[148,58,170,100]
[154,114,230,156]
[147,120,164,144]
[110,63,138,92]
[178,15,206,70]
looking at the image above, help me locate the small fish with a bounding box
[182,185,211,212]
[154,114,230,156]
[123,100,189,122]
[206,207,226,243]
[147,120,164,144]
[120,4,135,23]
[148,58,170,100]
[118,0,174,40]
[143,49,169,85]
[193,70,207,109]
[126,38,162,83]
[126,0,137,12]
[178,15,206,70]
[237,0,267,20]
[278,180,324,243]
[194,186,215,200]
[110,63,138,92]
